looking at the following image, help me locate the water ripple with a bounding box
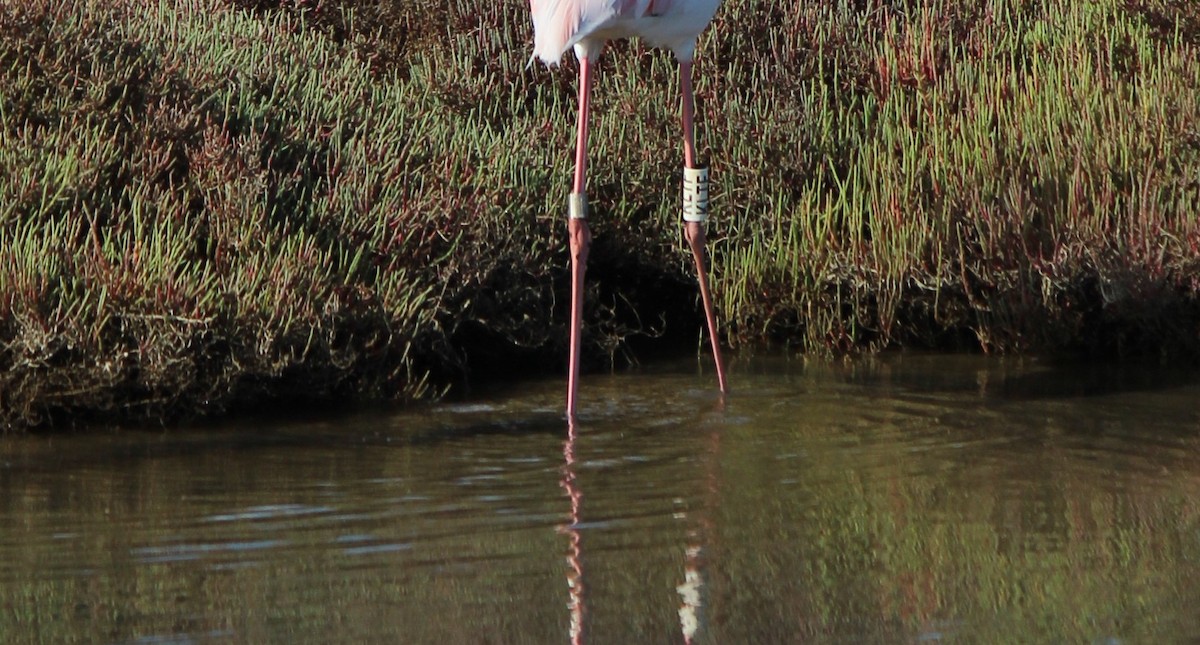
[205,504,333,523]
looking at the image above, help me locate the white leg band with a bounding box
[682,167,709,223]
[569,192,588,219]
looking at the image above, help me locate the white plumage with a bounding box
[530,0,722,63]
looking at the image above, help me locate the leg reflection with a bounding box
[560,417,722,644]
[560,424,585,644]
[677,425,722,644]
[677,541,702,643]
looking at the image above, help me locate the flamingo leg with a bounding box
[680,60,729,394]
[567,56,594,424]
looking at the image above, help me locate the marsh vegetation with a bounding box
[1,0,1198,428]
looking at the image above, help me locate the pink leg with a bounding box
[567,57,594,424]
[680,60,729,394]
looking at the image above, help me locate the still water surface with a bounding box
[2,355,1200,643]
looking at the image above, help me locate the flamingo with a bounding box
[529,0,730,423]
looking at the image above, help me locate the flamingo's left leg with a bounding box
[679,59,728,394]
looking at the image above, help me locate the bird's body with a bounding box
[529,0,728,425]
[530,0,721,62]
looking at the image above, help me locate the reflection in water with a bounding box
[560,424,585,645]
[676,419,723,644]
[561,389,724,643]
[1,355,1199,642]
[677,543,701,642]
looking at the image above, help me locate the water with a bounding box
[2,354,1199,643]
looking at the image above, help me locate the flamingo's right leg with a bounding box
[567,56,594,425]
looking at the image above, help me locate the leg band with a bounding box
[682,167,709,223]
[569,192,588,219]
